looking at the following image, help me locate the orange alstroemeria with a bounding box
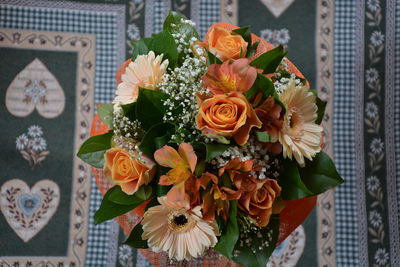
[218,157,258,189]
[196,92,262,145]
[202,58,257,95]
[200,172,241,222]
[154,143,197,201]
[254,96,283,141]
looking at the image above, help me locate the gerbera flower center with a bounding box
[173,214,188,226]
[167,209,195,232]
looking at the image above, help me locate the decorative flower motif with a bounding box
[31,137,47,152]
[370,31,384,47]
[28,125,43,137]
[260,28,290,46]
[278,80,322,167]
[368,210,382,228]
[16,134,29,150]
[141,196,219,261]
[154,143,197,201]
[367,0,380,12]
[365,68,379,83]
[196,92,262,145]
[366,175,380,191]
[204,27,248,60]
[118,245,133,261]
[260,29,274,43]
[103,147,156,195]
[365,102,378,119]
[374,248,389,265]
[127,23,140,40]
[201,58,257,95]
[275,29,290,45]
[370,138,384,155]
[114,51,169,104]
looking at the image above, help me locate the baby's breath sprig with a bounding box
[112,105,144,140]
[159,54,208,143]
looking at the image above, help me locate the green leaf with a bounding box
[250,45,287,74]
[207,50,222,65]
[135,88,169,130]
[202,143,231,162]
[154,166,172,197]
[124,222,148,249]
[163,11,200,41]
[194,160,206,177]
[280,152,344,200]
[108,185,152,205]
[121,102,137,121]
[279,159,314,200]
[97,103,114,128]
[94,186,142,224]
[299,152,344,194]
[148,30,179,69]
[315,97,327,125]
[246,40,260,58]
[77,131,113,168]
[244,74,274,99]
[232,215,279,267]
[214,200,239,259]
[131,38,151,61]
[255,131,271,143]
[232,26,251,44]
[139,123,174,158]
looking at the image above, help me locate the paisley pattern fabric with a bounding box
[0,0,399,266]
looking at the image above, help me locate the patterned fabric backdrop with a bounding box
[0,0,399,266]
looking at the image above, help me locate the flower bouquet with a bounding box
[78,12,344,267]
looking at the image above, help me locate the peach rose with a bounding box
[104,147,156,195]
[238,177,282,227]
[196,92,261,145]
[205,27,248,60]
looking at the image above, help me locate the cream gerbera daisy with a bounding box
[278,79,323,167]
[114,51,169,104]
[141,196,219,261]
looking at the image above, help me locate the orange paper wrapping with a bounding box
[90,22,316,266]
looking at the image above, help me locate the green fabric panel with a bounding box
[0,47,78,256]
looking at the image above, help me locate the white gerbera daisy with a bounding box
[141,196,219,261]
[16,134,29,150]
[28,125,43,137]
[278,79,322,167]
[114,51,169,104]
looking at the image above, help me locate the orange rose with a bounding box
[238,177,282,227]
[104,147,156,195]
[196,92,261,145]
[205,27,248,60]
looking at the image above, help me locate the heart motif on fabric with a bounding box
[0,179,60,242]
[259,0,295,18]
[5,58,66,118]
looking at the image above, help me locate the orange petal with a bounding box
[120,180,139,195]
[178,143,197,173]
[166,182,187,202]
[154,145,183,169]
